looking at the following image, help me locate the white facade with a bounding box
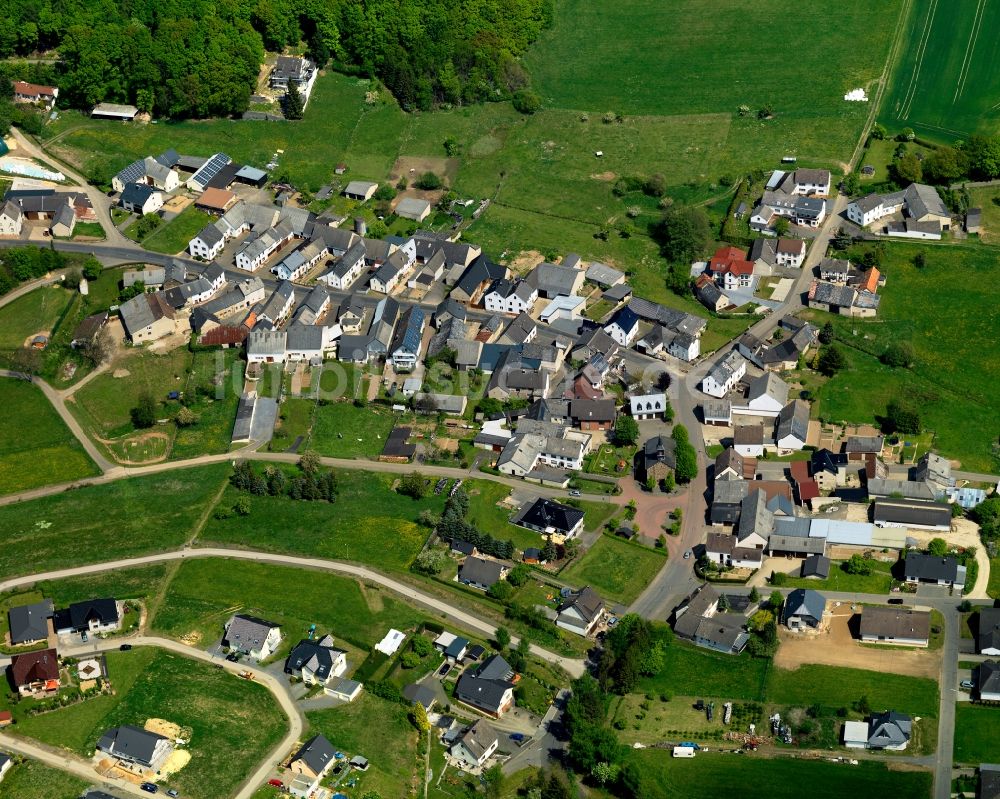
[483,282,536,315]
[189,234,224,260]
[702,351,747,398]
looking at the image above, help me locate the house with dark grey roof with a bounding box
[284,635,347,686]
[859,606,930,647]
[775,398,810,451]
[903,553,965,589]
[711,478,750,525]
[97,725,173,770]
[556,586,605,636]
[223,614,282,661]
[458,557,508,590]
[782,588,826,630]
[604,306,639,347]
[455,656,516,717]
[53,598,120,636]
[514,498,585,539]
[389,306,425,372]
[800,554,831,580]
[843,711,912,750]
[526,261,585,299]
[403,682,438,712]
[8,599,54,646]
[874,499,952,532]
[289,734,336,791]
[977,660,1000,702]
[119,182,163,216]
[451,719,500,769]
[978,608,1000,656]
[671,583,749,654]
[119,292,177,344]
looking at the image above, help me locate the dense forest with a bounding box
[0,0,551,117]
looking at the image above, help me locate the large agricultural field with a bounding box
[880,0,1000,140]
[805,242,1000,472]
[0,377,99,493]
[14,648,288,799]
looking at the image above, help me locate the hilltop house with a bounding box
[223,614,282,661]
[284,636,347,686]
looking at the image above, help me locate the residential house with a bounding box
[12,81,58,109]
[903,553,965,589]
[119,183,163,216]
[572,327,620,363]
[53,599,120,636]
[913,452,954,491]
[0,200,23,236]
[370,248,416,294]
[749,237,807,271]
[977,608,1000,656]
[711,479,750,525]
[843,711,912,751]
[704,532,765,570]
[800,554,831,579]
[556,586,606,637]
[977,660,1000,702]
[284,636,348,686]
[540,294,586,324]
[702,350,748,397]
[455,655,516,717]
[570,399,617,431]
[858,607,930,647]
[223,614,282,661]
[604,307,640,347]
[258,280,296,326]
[319,241,368,290]
[641,435,676,484]
[513,498,585,539]
[707,245,755,291]
[459,557,508,590]
[695,275,729,312]
[434,631,470,663]
[874,499,952,532]
[500,312,537,346]
[483,279,537,315]
[403,683,438,713]
[395,197,431,222]
[808,280,880,318]
[733,372,789,418]
[714,448,749,481]
[819,257,851,283]
[451,719,500,769]
[270,55,316,89]
[112,152,180,193]
[10,649,59,695]
[389,306,425,372]
[289,734,335,783]
[526,261,585,299]
[96,725,173,770]
[734,424,766,457]
[119,292,178,344]
[629,393,668,420]
[8,599,53,646]
[846,183,950,232]
[782,588,826,631]
[775,399,810,451]
[671,583,749,655]
[451,257,508,304]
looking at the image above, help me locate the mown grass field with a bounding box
[638,638,770,701]
[308,401,399,458]
[782,560,896,593]
[967,187,1000,243]
[806,242,1000,473]
[15,648,288,799]
[150,557,428,651]
[561,535,666,605]
[623,749,931,799]
[0,758,89,799]
[0,284,74,350]
[953,704,1000,764]
[0,464,229,579]
[197,469,442,570]
[139,205,214,254]
[0,377,99,494]
[306,694,419,799]
[880,0,1000,140]
[766,664,939,718]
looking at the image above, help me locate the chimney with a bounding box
[354,217,366,236]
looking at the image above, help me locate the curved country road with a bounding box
[0,547,587,679]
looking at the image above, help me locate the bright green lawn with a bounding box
[967,188,1000,244]
[169,349,243,459]
[782,560,896,593]
[561,535,667,605]
[0,377,99,494]
[139,205,213,254]
[308,401,400,458]
[638,638,769,701]
[197,468,441,570]
[306,694,419,798]
[954,704,1000,764]
[151,557,429,651]
[624,749,931,799]
[0,758,89,799]
[766,664,939,718]
[269,397,316,452]
[808,242,1000,473]
[989,558,1000,600]
[880,0,1000,140]
[0,463,229,580]
[69,221,106,239]
[36,564,168,606]
[0,284,73,350]
[15,648,288,799]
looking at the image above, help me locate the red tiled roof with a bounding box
[13,80,56,97]
[200,325,248,346]
[11,648,58,686]
[797,479,820,501]
[709,246,753,276]
[860,267,880,293]
[789,460,810,482]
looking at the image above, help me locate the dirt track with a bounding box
[774,606,940,679]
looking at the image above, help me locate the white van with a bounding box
[672,746,696,758]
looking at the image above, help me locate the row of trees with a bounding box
[230,456,338,502]
[0,0,551,117]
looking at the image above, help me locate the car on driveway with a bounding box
[961,679,974,690]
[438,663,451,677]
[683,550,692,560]
[509,732,526,742]
[268,780,284,787]
[140,783,158,794]
[119,643,133,651]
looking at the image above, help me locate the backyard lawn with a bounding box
[0,377,99,494]
[766,664,939,718]
[0,284,73,351]
[0,463,230,580]
[308,401,399,458]
[306,694,419,799]
[638,637,770,701]
[624,749,930,799]
[14,648,288,799]
[808,242,1000,473]
[197,468,443,570]
[782,560,896,593]
[561,535,666,605]
[953,704,1000,764]
[139,205,214,254]
[989,558,1000,600]
[150,557,429,652]
[268,397,316,452]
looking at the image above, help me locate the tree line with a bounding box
[0,0,551,117]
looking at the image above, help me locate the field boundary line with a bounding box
[953,0,986,104]
[899,0,938,120]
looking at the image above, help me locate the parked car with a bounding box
[81,632,88,642]
[888,598,904,605]
[683,550,692,560]
[166,791,179,798]
[438,663,451,677]
[509,733,526,742]
[140,783,159,794]
[961,679,974,690]
[119,644,133,651]
[225,653,240,662]
[569,490,581,497]
[268,779,284,787]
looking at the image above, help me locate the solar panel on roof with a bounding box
[190,153,232,188]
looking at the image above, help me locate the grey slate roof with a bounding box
[96,725,169,768]
[455,719,499,760]
[776,399,810,444]
[514,497,584,535]
[903,553,960,582]
[293,734,336,776]
[224,614,279,651]
[978,608,1000,654]
[867,711,912,748]
[8,599,54,644]
[459,556,505,588]
[783,588,826,624]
